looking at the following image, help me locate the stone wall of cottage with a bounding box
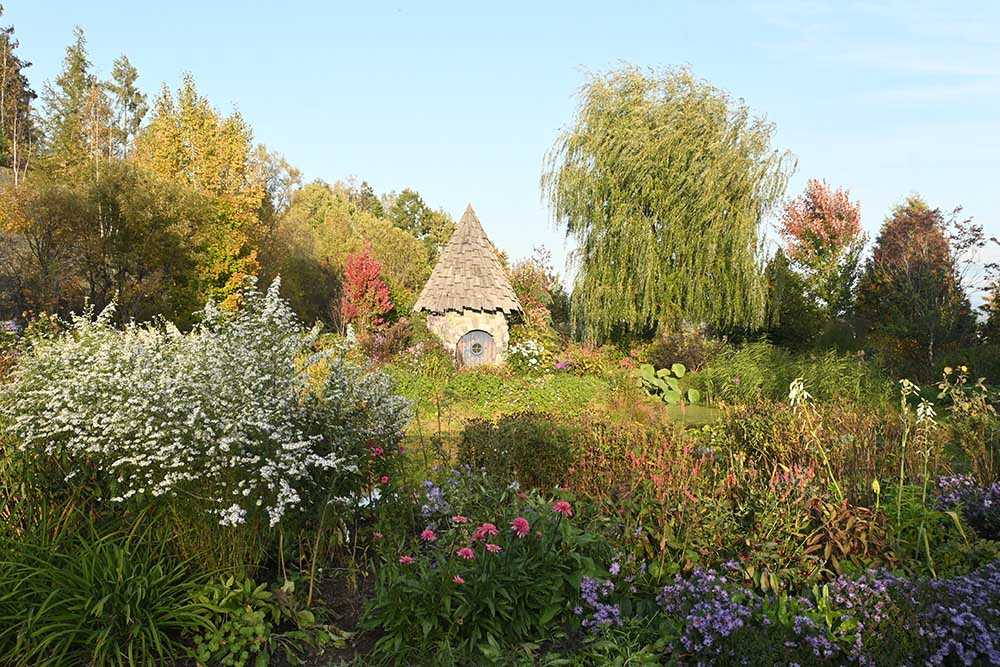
[426,309,510,360]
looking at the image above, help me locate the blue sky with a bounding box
[7,1,1000,297]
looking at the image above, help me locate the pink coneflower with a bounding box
[399,555,414,564]
[456,547,475,560]
[552,500,574,518]
[420,528,437,542]
[510,516,530,538]
[452,575,465,584]
[485,543,502,554]
[451,514,469,524]
[371,446,384,458]
[380,475,390,485]
[472,523,499,541]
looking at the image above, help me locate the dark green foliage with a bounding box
[643,326,724,372]
[362,486,601,664]
[0,527,208,666]
[190,576,337,667]
[764,249,824,350]
[459,412,575,491]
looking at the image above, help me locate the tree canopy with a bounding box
[543,66,794,342]
[856,196,975,375]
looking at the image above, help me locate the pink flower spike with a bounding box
[456,546,476,560]
[510,516,530,538]
[420,528,437,542]
[399,555,414,565]
[552,500,574,518]
[452,575,465,584]
[451,514,469,524]
[472,522,499,541]
[485,543,502,554]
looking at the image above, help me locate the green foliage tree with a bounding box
[134,74,266,305]
[0,5,36,183]
[0,162,209,325]
[383,187,455,260]
[263,181,432,326]
[856,196,976,377]
[543,66,794,342]
[107,54,146,158]
[763,249,823,350]
[40,27,98,175]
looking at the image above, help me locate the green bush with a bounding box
[190,576,339,667]
[0,528,207,666]
[362,488,600,663]
[642,326,725,373]
[459,412,575,491]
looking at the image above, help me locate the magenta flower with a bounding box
[380,475,390,485]
[371,446,384,458]
[452,575,465,584]
[399,555,414,564]
[472,522,499,541]
[552,500,574,518]
[485,543,502,554]
[420,528,437,542]
[510,516,530,538]
[457,547,476,560]
[451,514,469,524]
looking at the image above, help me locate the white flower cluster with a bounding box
[0,279,410,527]
[508,339,545,371]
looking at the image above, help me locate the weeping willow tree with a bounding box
[543,66,795,342]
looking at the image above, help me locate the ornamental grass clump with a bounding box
[0,279,409,549]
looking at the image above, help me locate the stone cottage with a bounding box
[413,204,522,366]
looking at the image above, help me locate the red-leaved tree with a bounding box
[340,247,393,332]
[779,179,864,319]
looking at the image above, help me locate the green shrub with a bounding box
[363,487,600,663]
[190,576,340,667]
[0,528,207,666]
[642,326,725,373]
[459,412,575,491]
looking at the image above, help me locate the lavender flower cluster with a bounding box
[420,480,451,518]
[656,568,753,660]
[576,576,622,629]
[936,474,1000,540]
[650,561,1000,665]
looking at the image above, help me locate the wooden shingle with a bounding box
[413,204,523,315]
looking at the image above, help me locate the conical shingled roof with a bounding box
[413,204,523,315]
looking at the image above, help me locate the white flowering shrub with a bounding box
[0,279,410,528]
[507,339,546,374]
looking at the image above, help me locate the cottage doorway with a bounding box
[456,329,496,366]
